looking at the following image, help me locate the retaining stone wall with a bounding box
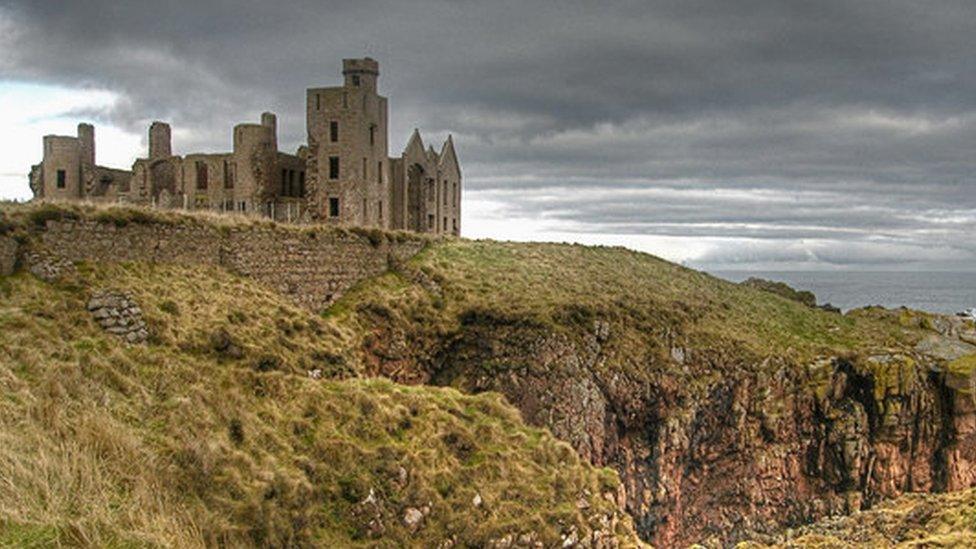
[87,290,150,344]
[23,219,426,310]
[0,236,16,276]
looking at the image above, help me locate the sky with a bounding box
[1,0,974,271]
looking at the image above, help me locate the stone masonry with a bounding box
[22,217,426,311]
[28,58,462,236]
[0,236,16,276]
[87,290,150,344]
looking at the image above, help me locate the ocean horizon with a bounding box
[711,270,976,315]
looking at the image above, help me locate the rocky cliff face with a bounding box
[347,258,976,547]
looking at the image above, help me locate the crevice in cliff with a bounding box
[837,358,881,441]
[931,369,955,492]
[636,408,665,542]
[907,382,925,492]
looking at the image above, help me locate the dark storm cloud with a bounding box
[2,0,975,268]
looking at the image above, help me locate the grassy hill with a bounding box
[331,238,934,383]
[0,261,640,547]
[3,202,975,547]
[322,239,975,545]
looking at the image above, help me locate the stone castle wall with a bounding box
[29,58,461,236]
[22,219,426,310]
[0,235,17,276]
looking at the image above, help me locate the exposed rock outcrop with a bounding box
[362,309,976,547]
[741,277,818,308]
[744,488,976,547]
[87,289,149,343]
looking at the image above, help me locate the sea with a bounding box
[711,271,976,315]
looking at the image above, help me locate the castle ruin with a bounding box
[28,58,462,235]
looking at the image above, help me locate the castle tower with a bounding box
[77,123,96,195]
[343,57,379,93]
[40,134,82,199]
[233,120,276,210]
[78,123,95,169]
[305,57,389,227]
[149,121,172,160]
[34,123,98,199]
[261,112,278,151]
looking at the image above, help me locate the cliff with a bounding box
[2,202,975,546]
[329,240,976,546]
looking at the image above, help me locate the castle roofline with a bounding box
[343,57,379,76]
[438,134,461,177]
[233,122,267,129]
[404,128,425,155]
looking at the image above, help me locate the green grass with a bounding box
[4,201,923,372]
[331,240,925,389]
[739,488,976,547]
[0,264,641,547]
[949,355,976,376]
[1,201,956,547]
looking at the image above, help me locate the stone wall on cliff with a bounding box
[0,235,17,276]
[19,218,426,310]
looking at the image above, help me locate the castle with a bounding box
[28,58,461,235]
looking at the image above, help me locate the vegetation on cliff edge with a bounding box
[332,239,935,382]
[3,202,973,547]
[740,488,976,548]
[0,263,640,547]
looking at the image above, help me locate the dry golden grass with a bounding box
[738,489,976,548]
[1,202,953,547]
[330,239,927,389]
[0,263,641,547]
[0,199,430,246]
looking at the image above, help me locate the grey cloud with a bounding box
[2,0,975,269]
[690,237,976,270]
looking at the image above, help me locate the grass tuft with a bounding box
[743,488,976,547]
